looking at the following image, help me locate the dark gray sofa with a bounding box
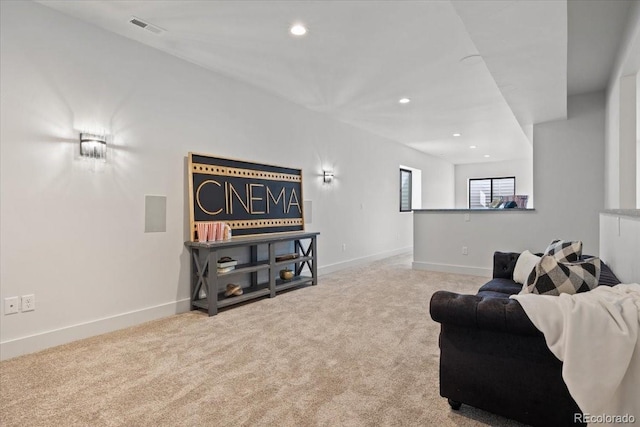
[429,251,621,427]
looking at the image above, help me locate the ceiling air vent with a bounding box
[129,16,165,35]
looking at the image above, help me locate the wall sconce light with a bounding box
[79,133,107,160]
[323,170,334,183]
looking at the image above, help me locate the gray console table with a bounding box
[185,231,319,316]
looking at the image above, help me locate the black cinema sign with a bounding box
[188,153,304,239]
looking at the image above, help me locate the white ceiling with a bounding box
[37,0,632,165]
[567,0,634,96]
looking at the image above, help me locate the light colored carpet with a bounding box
[1,254,526,427]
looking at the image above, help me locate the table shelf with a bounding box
[275,276,314,292]
[274,255,313,268]
[217,284,271,308]
[186,231,319,316]
[217,262,270,277]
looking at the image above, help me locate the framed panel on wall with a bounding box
[188,153,305,240]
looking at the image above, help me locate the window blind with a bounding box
[469,177,515,208]
[400,169,412,212]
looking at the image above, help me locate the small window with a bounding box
[469,177,515,208]
[400,168,412,212]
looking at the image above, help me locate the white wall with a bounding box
[414,92,605,275]
[605,1,640,209]
[454,157,533,209]
[606,78,621,208]
[619,74,637,208]
[602,4,640,282]
[600,213,640,284]
[0,2,454,359]
[637,71,640,208]
[532,91,605,240]
[413,210,538,277]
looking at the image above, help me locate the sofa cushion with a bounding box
[524,255,601,296]
[479,278,522,296]
[544,239,582,263]
[599,262,622,286]
[492,252,520,279]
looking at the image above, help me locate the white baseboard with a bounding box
[0,298,192,361]
[318,246,412,276]
[411,261,492,278]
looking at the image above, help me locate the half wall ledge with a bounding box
[601,209,640,218]
[412,208,536,212]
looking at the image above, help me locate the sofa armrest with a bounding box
[429,290,541,336]
[493,251,520,279]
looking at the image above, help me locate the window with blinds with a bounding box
[469,177,515,208]
[400,168,412,212]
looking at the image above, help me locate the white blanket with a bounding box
[511,284,640,426]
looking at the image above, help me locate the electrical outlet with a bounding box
[4,297,19,315]
[464,213,470,222]
[342,243,347,252]
[22,294,35,312]
[462,246,468,255]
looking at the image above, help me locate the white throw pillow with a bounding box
[513,250,541,290]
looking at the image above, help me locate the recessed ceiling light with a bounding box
[453,133,461,137]
[290,24,307,36]
[399,98,411,104]
[484,154,491,158]
[469,145,477,149]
